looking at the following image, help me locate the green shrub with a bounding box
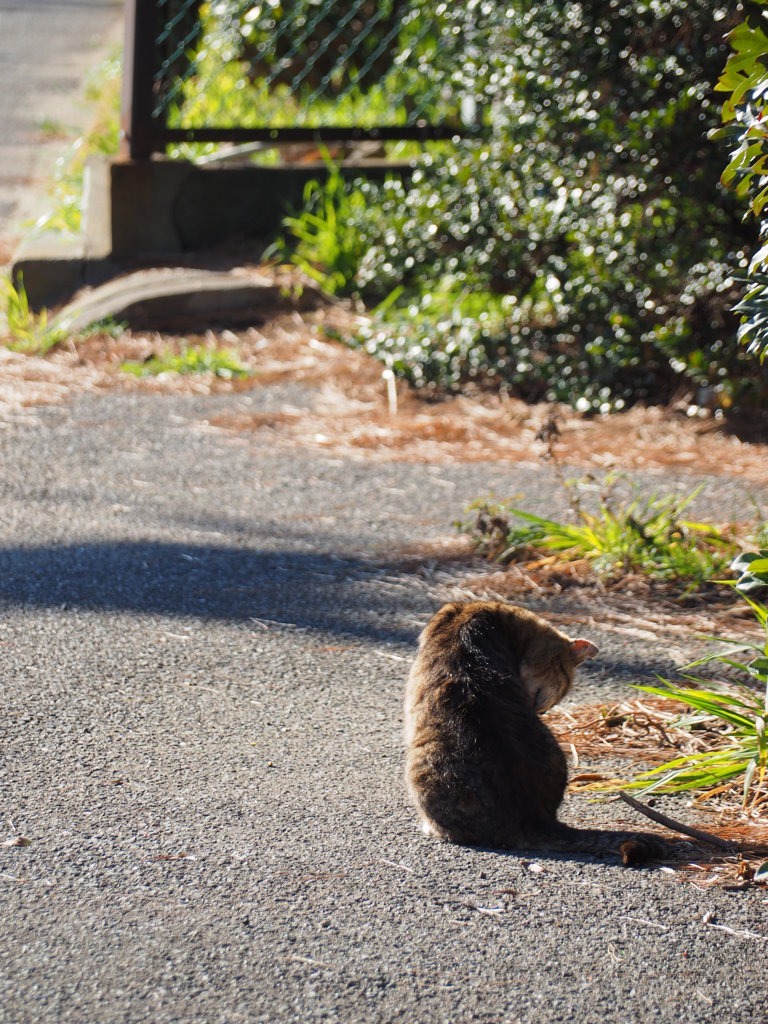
[711,1,768,363]
[279,1,768,409]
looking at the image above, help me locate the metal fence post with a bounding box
[121,0,159,159]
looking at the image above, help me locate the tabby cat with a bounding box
[404,601,668,865]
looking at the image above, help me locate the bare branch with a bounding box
[619,791,738,852]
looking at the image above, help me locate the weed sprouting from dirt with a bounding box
[1,274,67,354]
[121,344,251,379]
[458,414,763,592]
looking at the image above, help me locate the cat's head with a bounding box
[519,626,598,713]
[424,601,598,713]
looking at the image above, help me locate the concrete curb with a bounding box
[49,266,328,333]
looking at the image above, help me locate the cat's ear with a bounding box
[570,638,598,664]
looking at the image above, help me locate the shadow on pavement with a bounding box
[0,540,680,680]
[0,540,427,645]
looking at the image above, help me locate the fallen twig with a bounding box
[704,922,766,941]
[287,954,335,969]
[620,915,669,931]
[378,858,414,872]
[619,791,738,851]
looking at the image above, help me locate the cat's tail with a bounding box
[532,821,669,865]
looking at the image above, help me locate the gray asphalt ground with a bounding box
[1,386,767,1024]
[0,0,123,244]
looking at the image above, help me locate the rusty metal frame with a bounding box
[121,0,477,160]
[121,0,162,159]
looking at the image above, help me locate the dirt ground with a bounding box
[2,300,767,484]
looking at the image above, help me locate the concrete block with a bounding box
[108,157,409,257]
[11,232,88,310]
[110,158,195,258]
[48,266,327,334]
[82,157,112,261]
[11,155,414,309]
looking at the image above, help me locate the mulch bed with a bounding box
[1,287,767,479]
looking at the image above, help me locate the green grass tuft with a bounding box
[1,274,68,354]
[621,676,767,810]
[588,552,768,810]
[459,481,740,588]
[121,345,250,379]
[268,158,372,296]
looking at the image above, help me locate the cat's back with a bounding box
[403,601,524,744]
[403,601,549,845]
[405,599,487,691]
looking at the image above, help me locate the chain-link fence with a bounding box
[123,0,489,157]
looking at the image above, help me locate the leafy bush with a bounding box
[279,1,768,409]
[711,1,768,362]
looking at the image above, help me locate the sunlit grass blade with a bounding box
[617,747,759,795]
[599,590,768,809]
[634,682,759,730]
[459,480,743,590]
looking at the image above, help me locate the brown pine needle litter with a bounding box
[2,281,768,482]
[411,540,763,650]
[547,697,750,777]
[545,698,768,886]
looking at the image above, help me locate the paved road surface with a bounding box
[0,0,123,253]
[1,387,766,1024]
